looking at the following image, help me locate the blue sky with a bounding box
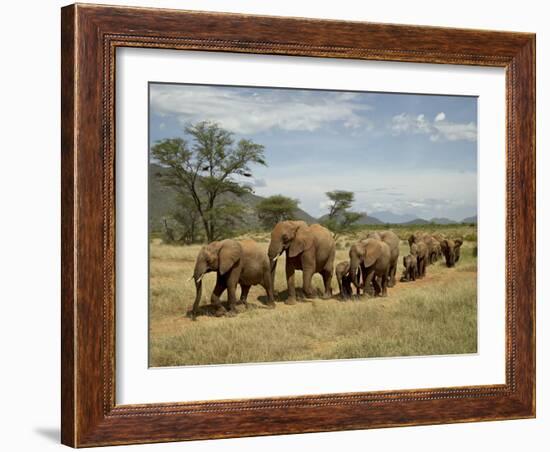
[149,83,477,221]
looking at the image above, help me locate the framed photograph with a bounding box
[61,4,535,447]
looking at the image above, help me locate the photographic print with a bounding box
[148,83,478,367]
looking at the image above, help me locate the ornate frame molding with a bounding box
[62,4,535,447]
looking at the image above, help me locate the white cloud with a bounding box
[431,121,477,142]
[150,85,372,135]
[391,112,476,142]
[251,177,267,188]
[434,112,446,122]
[254,166,476,220]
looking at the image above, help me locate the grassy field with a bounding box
[149,225,477,367]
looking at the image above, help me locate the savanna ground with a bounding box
[149,225,477,367]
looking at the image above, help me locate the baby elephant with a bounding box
[191,239,274,318]
[335,261,359,300]
[401,254,417,282]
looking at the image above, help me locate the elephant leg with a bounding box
[372,274,381,296]
[343,278,353,300]
[337,277,344,300]
[285,262,297,305]
[360,265,367,292]
[262,271,276,308]
[321,268,333,299]
[239,285,251,308]
[363,269,378,295]
[302,267,315,299]
[225,272,240,314]
[388,261,396,288]
[210,275,227,316]
[380,273,388,297]
[210,276,226,305]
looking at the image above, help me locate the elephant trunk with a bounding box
[193,260,208,283]
[191,279,203,318]
[270,259,278,292]
[268,240,284,262]
[349,254,361,289]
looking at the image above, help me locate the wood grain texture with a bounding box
[60,5,76,447]
[60,3,536,447]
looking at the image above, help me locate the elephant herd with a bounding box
[190,220,464,318]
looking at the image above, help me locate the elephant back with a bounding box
[238,239,271,284]
[239,239,269,268]
[308,223,336,267]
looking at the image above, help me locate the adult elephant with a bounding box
[192,239,274,317]
[408,234,429,278]
[425,236,442,264]
[349,238,391,297]
[366,230,400,287]
[440,238,464,267]
[268,221,335,304]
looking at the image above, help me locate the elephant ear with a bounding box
[361,240,380,268]
[289,224,314,258]
[218,240,242,275]
[454,238,463,248]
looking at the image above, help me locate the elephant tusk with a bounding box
[195,275,202,283]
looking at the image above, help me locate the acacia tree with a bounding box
[255,195,299,229]
[326,190,355,219]
[151,121,266,242]
[322,190,362,239]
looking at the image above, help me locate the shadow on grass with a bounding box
[186,299,276,319]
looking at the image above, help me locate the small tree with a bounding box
[162,217,176,243]
[322,190,361,239]
[151,121,266,242]
[255,195,299,229]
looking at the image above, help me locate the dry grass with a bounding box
[149,226,477,367]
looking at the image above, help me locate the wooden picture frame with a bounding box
[61,3,535,447]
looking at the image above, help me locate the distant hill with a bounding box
[462,215,478,224]
[401,218,431,225]
[318,212,384,225]
[429,217,457,225]
[149,164,316,232]
[369,211,418,224]
[355,213,384,225]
